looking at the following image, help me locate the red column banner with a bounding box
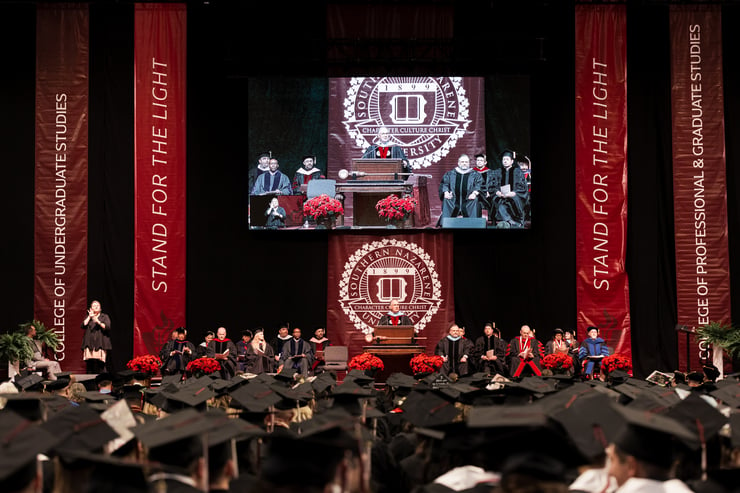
[34,5,89,373]
[670,6,731,372]
[575,5,631,357]
[327,234,455,363]
[134,3,187,356]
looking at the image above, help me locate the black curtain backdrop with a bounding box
[3,1,740,376]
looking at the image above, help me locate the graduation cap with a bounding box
[311,371,337,394]
[399,390,461,428]
[0,410,62,488]
[665,392,728,444]
[13,373,44,391]
[57,449,148,493]
[611,404,699,469]
[709,382,740,408]
[41,404,120,453]
[0,392,52,422]
[44,378,72,392]
[343,369,376,386]
[228,382,284,413]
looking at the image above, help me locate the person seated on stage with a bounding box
[270,324,292,363]
[506,325,543,377]
[244,329,275,374]
[161,327,196,376]
[435,324,471,377]
[279,327,314,377]
[361,126,412,177]
[248,151,272,193]
[309,327,331,374]
[438,154,483,223]
[159,328,179,362]
[474,322,508,376]
[292,155,325,194]
[207,327,238,379]
[472,153,493,217]
[578,326,610,379]
[517,154,532,225]
[236,330,253,373]
[196,331,214,358]
[545,328,570,356]
[491,149,528,228]
[264,197,286,229]
[23,324,61,381]
[251,157,292,196]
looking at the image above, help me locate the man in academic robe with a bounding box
[207,327,238,379]
[473,322,508,375]
[438,154,483,223]
[236,329,253,373]
[545,328,570,356]
[160,327,196,376]
[579,326,610,378]
[269,324,292,363]
[506,325,543,377]
[491,149,528,228]
[362,126,412,177]
[248,152,271,193]
[280,327,314,377]
[472,153,493,217]
[291,155,326,194]
[434,324,471,377]
[378,299,412,326]
[251,158,292,196]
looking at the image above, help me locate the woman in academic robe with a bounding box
[245,329,275,374]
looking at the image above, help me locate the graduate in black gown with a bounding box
[491,149,528,228]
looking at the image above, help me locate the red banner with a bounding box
[575,5,631,357]
[670,6,731,372]
[327,234,455,362]
[34,5,89,373]
[133,3,187,356]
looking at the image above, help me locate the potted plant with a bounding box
[375,194,417,228]
[409,353,444,377]
[0,330,34,379]
[186,357,221,379]
[541,352,574,375]
[303,194,344,229]
[348,352,384,377]
[601,353,633,375]
[127,354,162,386]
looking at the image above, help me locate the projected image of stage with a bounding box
[248,76,530,230]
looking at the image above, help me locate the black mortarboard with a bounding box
[385,372,418,390]
[41,404,120,453]
[343,369,376,386]
[79,391,118,404]
[44,378,71,392]
[95,372,113,385]
[13,373,44,391]
[400,390,461,428]
[709,382,740,408]
[665,392,728,443]
[0,410,61,487]
[229,382,284,413]
[57,450,148,493]
[0,392,50,421]
[311,371,337,394]
[163,379,216,409]
[703,364,721,383]
[274,366,298,382]
[611,404,698,468]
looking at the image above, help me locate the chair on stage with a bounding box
[307,179,337,199]
[323,345,348,380]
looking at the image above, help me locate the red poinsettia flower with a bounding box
[186,357,221,376]
[348,353,384,371]
[541,352,574,371]
[409,353,444,374]
[126,354,162,376]
[303,194,344,219]
[601,354,632,374]
[375,194,417,222]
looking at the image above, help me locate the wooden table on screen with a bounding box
[362,344,425,382]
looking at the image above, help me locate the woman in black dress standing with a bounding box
[81,300,112,374]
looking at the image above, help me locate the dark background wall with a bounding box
[2,1,740,377]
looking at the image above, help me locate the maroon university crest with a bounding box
[338,239,443,335]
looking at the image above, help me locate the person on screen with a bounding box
[265,197,286,228]
[472,153,493,218]
[251,157,292,196]
[291,155,325,194]
[517,154,532,225]
[248,151,271,193]
[491,149,528,228]
[438,154,483,223]
[361,126,412,176]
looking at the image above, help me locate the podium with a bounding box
[364,325,423,381]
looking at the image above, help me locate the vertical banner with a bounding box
[35,5,89,373]
[134,3,187,356]
[575,5,631,357]
[327,234,454,362]
[670,6,731,372]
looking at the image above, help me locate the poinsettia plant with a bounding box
[409,353,444,375]
[186,357,221,377]
[541,352,573,373]
[601,353,632,374]
[375,194,417,222]
[303,194,344,220]
[127,354,162,376]
[348,353,384,371]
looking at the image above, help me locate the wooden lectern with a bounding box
[371,325,416,345]
[351,158,405,181]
